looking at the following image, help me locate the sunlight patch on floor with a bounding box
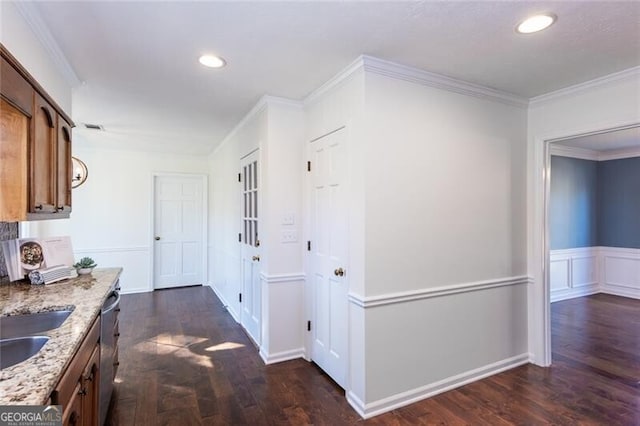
[131,334,240,368]
[205,341,245,352]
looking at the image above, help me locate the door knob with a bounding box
[334,267,345,277]
[252,255,260,262]
[155,236,161,241]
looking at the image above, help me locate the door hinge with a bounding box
[238,172,241,182]
[238,233,242,242]
[239,293,242,303]
[307,241,311,251]
[307,320,311,331]
[307,161,311,172]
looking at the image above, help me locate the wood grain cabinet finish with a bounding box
[52,316,100,426]
[0,44,74,221]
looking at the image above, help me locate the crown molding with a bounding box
[550,144,640,161]
[209,94,302,156]
[361,55,529,108]
[598,146,640,161]
[13,1,82,87]
[304,56,365,105]
[304,55,529,108]
[530,66,640,107]
[549,145,600,161]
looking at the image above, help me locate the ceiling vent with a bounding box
[83,123,104,130]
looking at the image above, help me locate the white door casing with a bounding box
[309,128,349,389]
[240,150,262,345]
[153,174,205,289]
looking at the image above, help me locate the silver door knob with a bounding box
[334,267,345,277]
[155,236,161,241]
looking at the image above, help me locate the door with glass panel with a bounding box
[240,150,261,344]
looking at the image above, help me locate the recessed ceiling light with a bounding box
[199,55,226,68]
[516,14,556,34]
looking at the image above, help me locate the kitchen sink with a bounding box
[0,336,49,369]
[0,309,74,339]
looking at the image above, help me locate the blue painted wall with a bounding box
[598,157,640,249]
[550,156,599,249]
[550,155,640,250]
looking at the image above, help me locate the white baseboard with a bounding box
[209,283,240,323]
[348,353,529,419]
[259,347,305,365]
[600,283,640,299]
[550,284,600,302]
[119,287,151,295]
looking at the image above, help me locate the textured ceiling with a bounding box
[27,1,640,154]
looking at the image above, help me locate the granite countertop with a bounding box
[0,268,122,405]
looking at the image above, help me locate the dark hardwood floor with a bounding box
[106,289,640,425]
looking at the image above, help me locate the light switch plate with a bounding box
[281,213,295,225]
[281,229,297,243]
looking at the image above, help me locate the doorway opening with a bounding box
[542,123,640,362]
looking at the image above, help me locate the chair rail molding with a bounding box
[348,275,531,308]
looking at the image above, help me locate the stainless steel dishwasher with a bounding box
[99,282,120,425]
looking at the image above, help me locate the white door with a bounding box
[240,150,261,345]
[153,175,204,289]
[309,128,349,388]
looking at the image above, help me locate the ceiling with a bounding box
[25,1,640,154]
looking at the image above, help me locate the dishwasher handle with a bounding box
[102,291,121,314]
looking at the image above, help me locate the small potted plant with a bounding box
[74,257,97,275]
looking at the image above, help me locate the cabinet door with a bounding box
[62,382,83,426]
[81,345,100,426]
[31,93,57,214]
[0,98,29,221]
[56,117,72,213]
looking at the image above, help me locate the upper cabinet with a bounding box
[0,44,74,221]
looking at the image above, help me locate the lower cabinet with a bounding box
[51,316,100,426]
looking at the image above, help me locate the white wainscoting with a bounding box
[209,247,241,323]
[74,246,150,294]
[346,275,530,419]
[549,247,599,302]
[599,247,640,299]
[550,247,640,302]
[258,272,305,365]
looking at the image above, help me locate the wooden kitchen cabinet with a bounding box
[0,43,74,221]
[80,345,100,426]
[52,316,101,426]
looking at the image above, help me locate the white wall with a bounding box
[303,66,367,401]
[350,70,529,416]
[365,73,527,294]
[0,1,71,112]
[32,136,210,293]
[208,98,307,363]
[527,70,640,365]
[259,100,306,362]
[208,105,266,318]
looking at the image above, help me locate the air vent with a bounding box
[83,123,104,130]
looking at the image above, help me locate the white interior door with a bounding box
[309,128,348,388]
[240,150,261,345]
[153,175,204,289]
